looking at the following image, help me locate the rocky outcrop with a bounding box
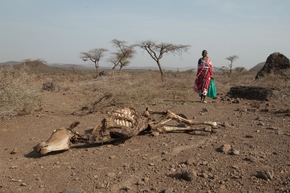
[255,52,290,79]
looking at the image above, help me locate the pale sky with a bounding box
[1,0,289,69]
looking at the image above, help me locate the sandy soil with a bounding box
[0,68,289,193]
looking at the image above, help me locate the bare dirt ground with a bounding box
[0,66,290,193]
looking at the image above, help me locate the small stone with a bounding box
[255,170,274,181]
[230,148,240,155]
[10,149,17,154]
[244,156,256,163]
[170,168,176,172]
[219,144,232,154]
[185,157,195,165]
[151,131,160,137]
[257,121,265,126]
[231,165,239,170]
[161,151,168,155]
[107,172,115,178]
[198,172,208,178]
[137,180,145,185]
[20,183,27,186]
[181,169,197,181]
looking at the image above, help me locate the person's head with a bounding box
[202,50,208,57]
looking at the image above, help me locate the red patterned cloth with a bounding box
[193,57,213,96]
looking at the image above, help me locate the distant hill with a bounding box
[0,61,22,66]
[0,61,195,72]
[29,62,195,72]
[50,63,96,70]
[249,62,265,72]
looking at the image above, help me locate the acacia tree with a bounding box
[226,55,239,74]
[109,39,135,70]
[136,40,190,80]
[80,48,107,76]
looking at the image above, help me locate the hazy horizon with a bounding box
[1,0,289,70]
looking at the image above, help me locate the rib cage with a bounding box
[98,107,148,138]
[109,108,136,128]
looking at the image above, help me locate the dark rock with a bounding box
[256,52,290,79]
[181,169,197,181]
[255,170,274,181]
[227,86,273,101]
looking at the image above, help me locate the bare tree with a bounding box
[136,40,190,80]
[109,39,135,70]
[226,55,239,74]
[80,48,107,76]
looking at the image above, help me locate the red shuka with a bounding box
[193,57,213,96]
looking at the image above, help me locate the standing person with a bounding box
[193,50,213,103]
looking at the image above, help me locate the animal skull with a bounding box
[35,128,74,155]
[35,121,80,155]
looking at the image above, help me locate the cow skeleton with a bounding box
[35,107,219,155]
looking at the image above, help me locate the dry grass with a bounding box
[0,66,41,119]
[1,64,289,118]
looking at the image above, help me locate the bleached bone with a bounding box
[155,125,213,133]
[35,107,220,155]
[35,122,80,155]
[147,109,217,130]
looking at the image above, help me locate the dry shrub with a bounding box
[0,66,41,118]
[19,59,96,83]
[217,71,256,87]
[58,68,96,83]
[253,73,290,107]
[216,71,270,94]
[253,73,289,89]
[82,71,163,107]
[78,70,195,111]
